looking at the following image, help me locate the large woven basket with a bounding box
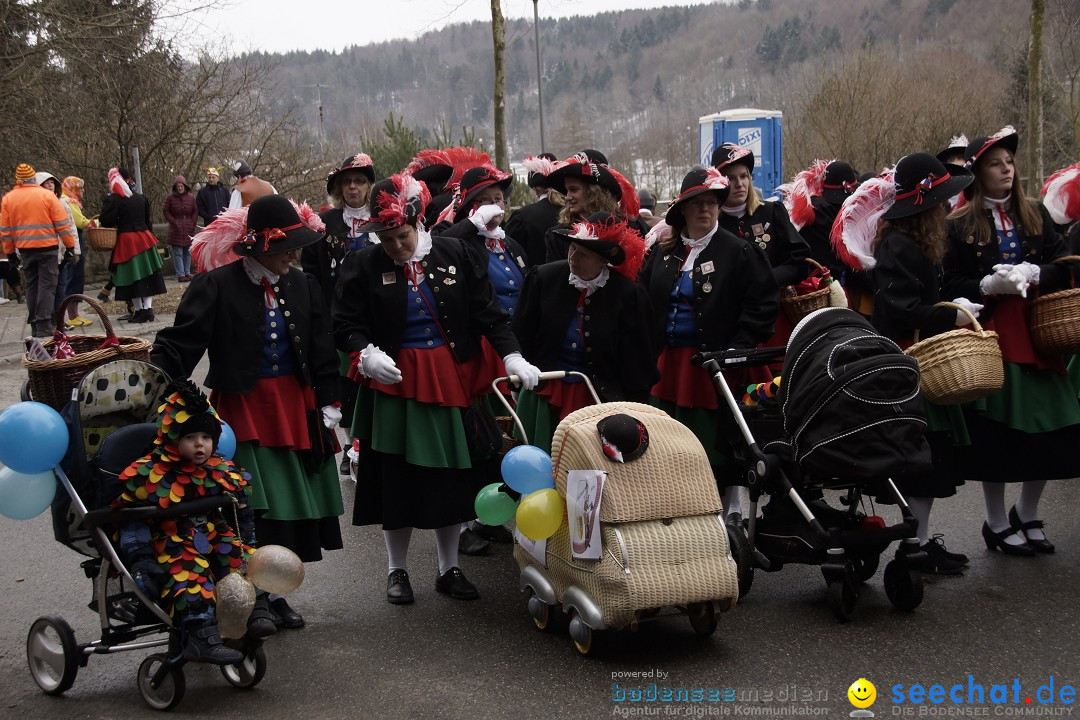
[23,294,152,410]
[781,258,832,324]
[904,301,1003,405]
[1029,256,1080,355]
[85,226,116,251]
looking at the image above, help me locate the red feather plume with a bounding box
[610,166,640,217]
[785,159,831,229]
[1042,162,1080,225]
[830,172,896,272]
[373,174,431,229]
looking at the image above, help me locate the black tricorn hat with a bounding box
[454,164,513,223]
[326,152,376,196]
[596,413,649,463]
[821,161,859,204]
[711,142,754,173]
[881,153,972,220]
[665,167,730,224]
[233,194,324,256]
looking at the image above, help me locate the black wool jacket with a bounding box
[718,201,810,288]
[870,231,955,342]
[151,260,340,408]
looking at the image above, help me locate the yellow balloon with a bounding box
[515,488,565,541]
[246,544,305,594]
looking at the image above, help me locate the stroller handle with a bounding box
[693,346,786,368]
[491,371,601,445]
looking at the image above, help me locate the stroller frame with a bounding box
[697,346,926,622]
[23,361,266,711]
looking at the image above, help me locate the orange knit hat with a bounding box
[15,163,35,183]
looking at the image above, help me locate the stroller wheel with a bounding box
[725,522,754,599]
[851,555,880,583]
[20,379,31,402]
[221,643,266,689]
[26,616,79,695]
[137,654,186,711]
[687,602,717,637]
[827,563,859,623]
[568,610,596,656]
[884,559,924,612]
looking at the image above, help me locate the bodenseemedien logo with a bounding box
[849,678,877,718]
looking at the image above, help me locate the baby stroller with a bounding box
[496,371,741,656]
[699,308,929,622]
[24,359,267,711]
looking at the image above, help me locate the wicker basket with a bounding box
[1029,256,1080,355]
[85,226,116,251]
[22,294,152,410]
[905,301,1004,405]
[781,258,832,324]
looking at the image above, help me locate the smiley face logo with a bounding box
[848,678,876,709]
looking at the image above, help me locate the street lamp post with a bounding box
[533,0,545,153]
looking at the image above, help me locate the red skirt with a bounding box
[112,229,158,265]
[651,345,772,409]
[535,379,594,420]
[474,338,509,397]
[367,345,481,408]
[984,296,1065,373]
[211,374,314,450]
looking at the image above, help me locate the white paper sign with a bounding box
[514,528,547,568]
[567,470,606,560]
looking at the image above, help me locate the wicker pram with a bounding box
[511,399,739,655]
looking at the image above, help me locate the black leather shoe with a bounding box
[386,569,414,604]
[246,594,277,639]
[472,521,513,543]
[458,527,491,556]
[117,312,134,322]
[339,453,351,475]
[913,540,964,575]
[1008,506,1055,554]
[269,597,305,629]
[925,534,968,565]
[982,521,1036,556]
[435,567,479,600]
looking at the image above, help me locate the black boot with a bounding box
[246,594,277,640]
[183,621,244,665]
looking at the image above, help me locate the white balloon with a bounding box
[245,545,305,595]
[215,572,256,639]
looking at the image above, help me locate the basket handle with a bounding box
[1051,255,1080,292]
[805,257,826,273]
[913,301,983,343]
[53,293,117,338]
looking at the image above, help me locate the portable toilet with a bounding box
[698,109,783,197]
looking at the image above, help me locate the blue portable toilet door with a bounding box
[709,111,783,198]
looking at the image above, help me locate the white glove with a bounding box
[469,204,505,232]
[951,297,984,326]
[1005,261,1040,296]
[360,344,402,385]
[979,272,1024,297]
[503,352,541,391]
[321,405,342,429]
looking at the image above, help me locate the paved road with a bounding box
[0,292,1077,720]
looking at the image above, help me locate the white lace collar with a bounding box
[568,267,610,296]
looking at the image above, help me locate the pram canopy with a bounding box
[778,308,931,480]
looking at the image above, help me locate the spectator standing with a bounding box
[196,167,230,226]
[163,175,198,281]
[61,176,92,326]
[35,171,81,319]
[0,163,77,336]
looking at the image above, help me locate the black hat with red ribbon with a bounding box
[234,194,325,256]
[596,413,649,463]
[820,161,859,204]
[711,142,754,174]
[881,153,972,220]
[454,163,513,223]
[962,126,1019,198]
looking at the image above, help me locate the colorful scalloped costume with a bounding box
[114,381,253,615]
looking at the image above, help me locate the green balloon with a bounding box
[474,483,518,526]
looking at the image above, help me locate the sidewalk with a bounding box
[0,280,182,365]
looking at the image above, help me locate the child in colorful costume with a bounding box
[113,379,273,665]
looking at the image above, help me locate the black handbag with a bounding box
[462,401,502,458]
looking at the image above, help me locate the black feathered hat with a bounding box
[233,194,325,256]
[326,152,376,196]
[881,153,972,220]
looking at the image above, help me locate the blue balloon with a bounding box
[0,402,69,473]
[0,466,57,520]
[501,445,554,495]
[218,422,237,461]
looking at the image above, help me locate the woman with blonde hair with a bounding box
[943,126,1080,556]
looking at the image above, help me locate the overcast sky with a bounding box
[171,0,717,55]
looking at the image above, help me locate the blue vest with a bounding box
[401,280,446,349]
[486,248,524,317]
[258,305,298,376]
[665,270,698,347]
[555,297,587,377]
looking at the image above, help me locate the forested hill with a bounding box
[250,0,1063,198]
